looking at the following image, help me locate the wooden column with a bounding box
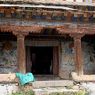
[71,34,84,75]
[17,33,26,73]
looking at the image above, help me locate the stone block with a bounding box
[0,74,16,82]
[0,83,18,95]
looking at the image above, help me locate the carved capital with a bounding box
[69,33,85,40]
[13,31,29,38]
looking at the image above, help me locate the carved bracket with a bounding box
[69,33,85,40]
[13,31,29,38]
[0,25,43,35]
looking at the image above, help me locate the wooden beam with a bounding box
[0,24,95,35]
[57,27,95,34]
[0,25,43,33]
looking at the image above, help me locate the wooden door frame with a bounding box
[26,46,59,75]
[26,46,32,72]
[53,46,59,75]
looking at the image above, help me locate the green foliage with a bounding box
[49,90,88,95]
[11,90,89,95]
[11,90,34,95]
[74,90,86,95]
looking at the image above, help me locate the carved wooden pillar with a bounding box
[12,31,29,73]
[17,34,26,73]
[71,34,84,75]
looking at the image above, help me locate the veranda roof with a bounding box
[0,0,95,6]
[0,4,77,10]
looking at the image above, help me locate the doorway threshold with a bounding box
[34,75,61,81]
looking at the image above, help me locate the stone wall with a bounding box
[59,41,95,79]
[0,41,17,73]
[82,42,95,74]
[59,41,75,79]
[0,83,18,95]
[0,40,95,79]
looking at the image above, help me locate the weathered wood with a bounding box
[0,24,95,34]
[70,34,84,75]
[16,33,29,73]
[53,46,59,75]
[0,25,43,33]
[57,27,95,34]
[17,34,26,73]
[26,47,31,72]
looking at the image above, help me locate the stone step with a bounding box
[33,87,79,95]
[32,80,73,88]
[34,75,61,81]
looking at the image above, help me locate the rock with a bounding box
[72,85,79,90]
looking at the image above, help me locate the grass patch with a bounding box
[11,90,34,95]
[49,90,89,95]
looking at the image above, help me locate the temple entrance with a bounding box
[26,46,59,75]
[31,47,53,75]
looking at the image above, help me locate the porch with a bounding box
[0,29,95,81]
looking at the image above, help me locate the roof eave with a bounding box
[0,1,95,7]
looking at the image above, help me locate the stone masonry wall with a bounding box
[0,40,95,78]
[59,41,95,79]
[59,41,75,79]
[0,41,17,73]
[82,42,95,74]
[0,83,18,95]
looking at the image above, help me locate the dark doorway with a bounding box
[31,47,53,75]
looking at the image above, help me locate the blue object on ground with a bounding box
[16,73,35,85]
